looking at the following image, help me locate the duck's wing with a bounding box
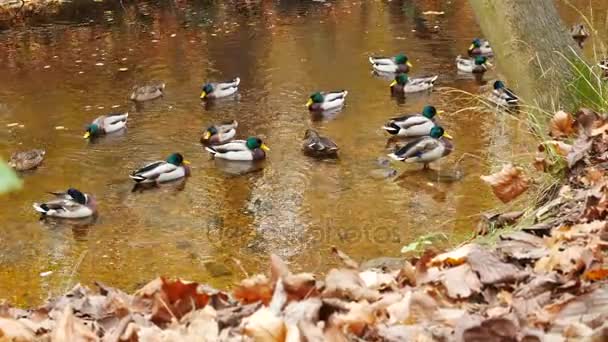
[215,120,238,132]
[217,77,241,90]
[319,136,339,151]
[369,56,395,65]
[103,113,129,125]
[14,149,45,162]
[409,76,438,85]
[130,160,176,181]
[323,90,348,102]
[206,140,248,154]
[33,199,92,218]
[388,137,439,160]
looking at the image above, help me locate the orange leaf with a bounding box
[584,268,608,281]
[550,110,575,138]
[480,164,529,203]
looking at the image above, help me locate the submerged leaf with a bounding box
[481,164,529,203]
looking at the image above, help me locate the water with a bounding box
[0,0,601,305]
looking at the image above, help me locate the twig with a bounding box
[63,250,88,292]
[231,257,249,278]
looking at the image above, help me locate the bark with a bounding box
[468,0,581,108]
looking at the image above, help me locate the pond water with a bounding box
[0,0,602,305]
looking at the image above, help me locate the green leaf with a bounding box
[0,159,22,194]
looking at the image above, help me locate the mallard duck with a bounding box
[302,129,339,157]
[200,77,240,99]
[306,90,348,111]
[8,149,45,171]
[390,74,437,94]
[205,137,269,161]
[599,59,608,78]
[383,105,443,137]
[571,24,589,48]
[369,54,412,73]
[488,80,518,107]
[130,83,165,102]
[33,188,97,218]
[200,120,238,145]
[83,113,128,139]
[468,38,493,56]
[456,55,492,73]
[130,153,191,184]
[388,126,453,168]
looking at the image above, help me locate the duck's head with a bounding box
[390,73,408,87]
[394,54,413,68]
[203,126,218,140]
[430,126,453,139]
[83,124,100,139]
[422,105,443,119]
[67,188,87,204]
[493,80,505,90]
[306,92,324,108]
[246,137,270,151]
[304,129,319,139]
[469,38,482,50]
[166,153,190,166]
[200,84,214,99]
[474,56,488,65]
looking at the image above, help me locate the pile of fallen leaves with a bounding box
[1,110,608,341]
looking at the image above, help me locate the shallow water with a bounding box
[0,0,602,304]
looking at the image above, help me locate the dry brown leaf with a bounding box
[0,317,35,342]
[551,287,608,333]
[567,134,593,168]
[439,264,482,299]
[242,307,286,342]
[358,270,396,291]
[430,244,474,267]
[539,140,572,156]
[331,247,359,269]
[592,122,608,136]
[535,245,594,275]
[51,305,98,342]
[550,110,575,138]
[233,274,273,305]
[322,269,380,302]
[332,301,375,336]
[467,246,521,284]
[481,164,529,203]
[459,317,519,342]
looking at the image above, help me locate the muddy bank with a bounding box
[0,109,607,341]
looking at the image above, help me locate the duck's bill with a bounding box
[305,99,313,108]
[183,160,191,165]
[469,44,475,50]
[407,61,413,68]
[443,133,454,139]
[203,131,211,139]
[437,110,445,115]
[389,80,397,87]
[261,143,270,152]
[83,132,91,139]
[485,61,494,67]
[200,91,207,99]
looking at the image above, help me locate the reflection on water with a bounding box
[0,0,602,304]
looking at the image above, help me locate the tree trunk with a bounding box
[468,0,581,108]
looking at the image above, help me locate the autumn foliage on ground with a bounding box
[1,109,608,341]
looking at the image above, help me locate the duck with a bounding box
[130,153,191,184]
[390,74,437,94]
[200,77,240,99]
[571,24,589,48]
[83,113,128,139]
[388,126,453,169]
[456,55,492,73]
[33,188,97,218]
[205,137,269,161]
[8,149,45,171]
[599,59,608,78]
[130,83,165,102]
[468,38,493,57]
[302,129,339,157]
[200,120,238,145]
[383,105,443,137]
[488,80,518,107]
[369,54,412,73]
[306,90,348,111]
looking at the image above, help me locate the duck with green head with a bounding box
[200,120,238,145]
[390,73,437,93]
[388,126,454,168]
[383,105,444,137]
[200,77,240,99]
[306,90,348,111]
[467,38,493,56]
[33,188,97,218]
[456,55,492,74]
[83,113,129,139]
[369,53,413,73]
[488,80,518,107]
[130,153,191,184]
[205,137,270,161]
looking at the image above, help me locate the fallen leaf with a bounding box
[567,134,592,168]
[51,305,98,342]
[321,269,380,302]
[358,270,396,291]
[331,247,359,269]
[233,274,273,305]
[583,268,608,281]
[439,264,482,299]
[332,301,375,336]
[242,307,286,342]
[481,164,529,203]
[0,317,35,342]
[550,110,575,138]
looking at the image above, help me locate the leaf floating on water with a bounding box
[481,164,529,203]
[422,11,445,15]
[118,67,128,72]
[55,126,66,130]
[550,110,576,138]
[6,122,19,127]
[43,65,50,69]
[95,62,104,66]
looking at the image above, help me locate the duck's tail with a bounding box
[33,203,49,214]
[129,174,146,183]
[387,152,404,161]
[369,56,375,65]
[233,77,241,87]
[205,146,218,155]
[382,122,400,135]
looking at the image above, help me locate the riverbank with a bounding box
[0,109,606,342]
